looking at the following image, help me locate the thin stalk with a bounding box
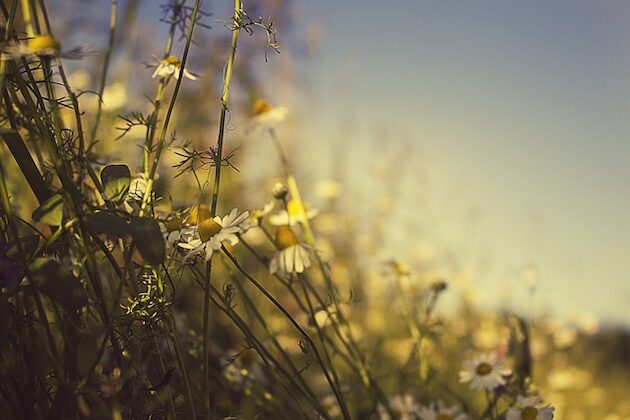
[89,0,118,145]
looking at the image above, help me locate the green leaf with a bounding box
[101,164,131,204]
[28,257,87,311]
[85,211,131,238]
[130,217,165,266]
[32,193,64,226]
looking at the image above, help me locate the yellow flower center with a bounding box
[162,56,181,66]
[476,362,492,376]
[186,204,211,225]
[275,225,299,250]
[521,406,538,420]
[437,414,453,420]
[198,218,222,242]
[252,98,272,116]
[28,35,60,54]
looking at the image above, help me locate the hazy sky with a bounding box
[290,0,630,325]
[122,0,630,324]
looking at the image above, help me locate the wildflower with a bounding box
[160,215,185,249]
[250,98,288,131]
[269,198,319,226]
[271,181,289,200]
[2,34,84,59]
[177,208,249,262]
[377,394,419,420]
[506,395,554,420]
[269,225,311,275]
[459,352,512,391]
[418,400,470,420]
[315,179,341,200]
[239,201,275,231]
[150,56,199,80]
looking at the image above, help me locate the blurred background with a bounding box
[49,0,630,323]
[8,0,629,418]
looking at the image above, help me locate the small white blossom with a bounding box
[177,208,249,262]
[459,352,512,391]
[377,394,419,420]
[150,56,199,80]
[506,395,554,420]
[269,225,311,276]
[418,400,470,420]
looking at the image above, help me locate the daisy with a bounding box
[150,56,199,80]
[377,394,419,420]
[269,198,319,226]
[269,225,311,276]
[177,208,249,262]
[418,400,470,420]
[239,201,274,231]
[250,98,288,131]
[459,352,512,391]
[2,34,84,59]
[506,395,554,420]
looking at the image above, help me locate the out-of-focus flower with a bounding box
[506,395,554,420]
[418,400,470,420]
[546,367,591,391]
[269,225,311,275]
[269,198,319,226]
[2,34,84,59]
[459,352,512,391]
[177,208,249,262]
[250,98,288,131]
[150,56,199,80]
[101,82,128,111]
[377,394,419,420]
[271,181,289,200]
[240,201,274,231]
[315,179,341,200]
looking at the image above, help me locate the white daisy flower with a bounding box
[177,208,249,262]
[250,98,289,131]
[161,216,184,249]
[2,34,84,59]
[269,198,319,226]
[418,400,470,420]
[459,352,512,391]
[377,394,419,420]
[506,395,554,420]
[150,56,199,80]
[239,201,275,231]
[269,225,311,276]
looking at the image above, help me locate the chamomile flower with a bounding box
[459,352,512,391]
[269,198,319,226]
[177,208,249,262]
[2,34,84,59]
[506,395,554,420]
[250,98,289,131]
[239,201,275,231]
[377,394,419,420]
[269,225,311,276]
[418,400,470,420]
[150,55,199,80]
